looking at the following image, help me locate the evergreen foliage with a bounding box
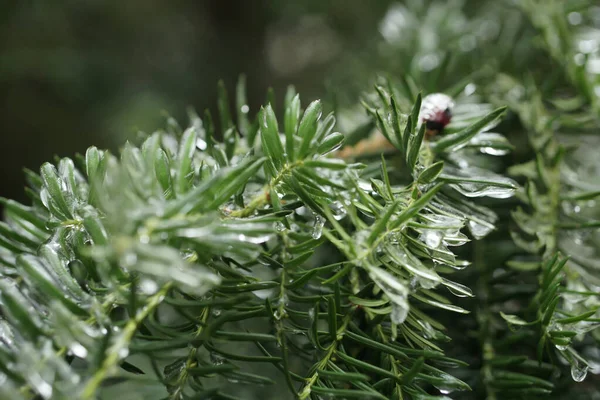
[0,1,599,399]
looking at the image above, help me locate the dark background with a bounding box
[0,0,395,203]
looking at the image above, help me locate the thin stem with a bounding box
[168,306,211,400]
[376,325,403,400]
[81,283,172,399]
[276,269,298,396]
[335,131,396,159]
[298,310,355,400]
[228,160,304,218]
[229,191,268,218]
[353,180,422,262]
[275,229,300,396]
[476,240,497,400]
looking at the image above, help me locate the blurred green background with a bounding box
[0,0,397,203]
[1,0,579,202]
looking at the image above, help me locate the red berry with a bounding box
[420,93,454,135]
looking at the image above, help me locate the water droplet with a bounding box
[212,309,222,317]
[556,343,570,351]
[312,215,325,239]
[196,138,207,150]
[253,288,275,300]
[241,105,249,114]
[418,320,436,339]
[459,35,477,52]
[431,381,457,395]
[586,56,600,73]
[573,321,600,335]
[118,347,129,358]
[275,221,286,232]
[578,39,598,54]
[329,201,347,221]
[258,258,273,267]
[571,362,588,382]
[468,220,494,239]
[508,85,524,100]
[417,276,438,290]
[386,243,442,284]
[442,165,517,199]
[122,253,138,267]
[236,233,272,244]
[409,277,419,290]
[70,374,81,385]
[139,278,158,295]
[0,324,13,347]
[278,294,289,307]
[568,12,582,25]
[480,147,509,156]
[211,352,225,365]
[450,181,516,199]
[70,342,88,359]
[369,267,410,319]
[33,379,53,399]
[274,309,287,320]
[391,302,408,325]
[443,231,469,247]
[379,4,408,43]
[421,230,442,248]
[464,83,477,96]
[443,279,473,298]
[388,232,401,244]
[418,53,440,72]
